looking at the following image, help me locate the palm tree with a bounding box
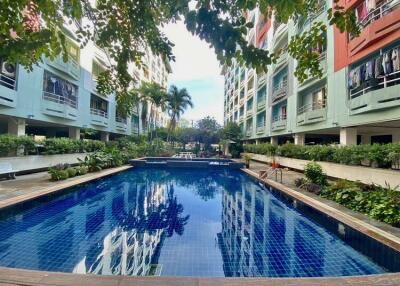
[166,85,193,142]
[136,82,168,138]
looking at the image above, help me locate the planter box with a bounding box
[0,153,88,175]
[249,153,400,187]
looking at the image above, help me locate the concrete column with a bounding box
[294,133,305,146]
[270,137,278,146]
[360,134,371,145]
[8,117,26,136]
[101,131,109,142]
[340,127,357,146]
[69,127,80,140]
[256,139,260,145]
[393,130,400,143]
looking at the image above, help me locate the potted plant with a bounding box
[242,153,251,168]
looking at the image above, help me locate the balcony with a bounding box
[45,55,80,80]
[298,53,327,88]
[349,0,400,57]
[274,49,288,69]
[131,123,139,134]
[90,108,109,127]
[247,89,255,99]
[239,115,244,122]
[115,116,128,132]
[239,98,245,106]
[271,115,287,131]
[273,23,288,49]
[0,72,17,108]
[246,109,253,118]
[256,124,265,134]
[246,129,253,137]
[257,73,267,85]
[41,91,78,120]
[272,80,288,102]
[349,70,400,115]
[297,100,327,126]
[257,99,266,110]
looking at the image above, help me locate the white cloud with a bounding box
[163,21,225,124]
[163,21,223,82]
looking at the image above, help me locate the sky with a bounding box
[163,21,224,124]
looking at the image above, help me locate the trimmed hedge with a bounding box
[0,135,106,157]
[244,142,400,169]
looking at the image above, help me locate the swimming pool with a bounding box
[0,167,395,277]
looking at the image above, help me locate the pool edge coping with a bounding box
[0,267,400,286]
[0,165,132,211]
[241,168,400,253]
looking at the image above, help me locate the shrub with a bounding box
[48,164,70,181]
[304,162,327,186]
[43,138,79,154]
[76,165,89,175]
[321,180,400,226]
[0,134,36,156]
[66,167,77,178]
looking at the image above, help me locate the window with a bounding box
[42,71,78,108]
[66,39,79,63]
[312,87,327,109]
[90,94,108,117]
[92,60,106,81]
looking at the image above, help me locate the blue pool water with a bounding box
[0,168,388,277]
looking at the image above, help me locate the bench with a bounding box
[0,162,16,179]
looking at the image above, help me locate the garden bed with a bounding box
[248,153,400,187]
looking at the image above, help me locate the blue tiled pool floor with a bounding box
[0,168,387,277]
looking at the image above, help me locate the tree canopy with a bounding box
[1,0,359,114]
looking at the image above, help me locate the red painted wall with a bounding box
[334,0,400,71]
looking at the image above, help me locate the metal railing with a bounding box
[116,116,127,124]
[272,80,288,101]
[272,114,287,123]
[0,73,16,90]
[42,91,78,109]
[297,99,326,115]
[350,67,400,99]
[357,0,400,31]
[256,124,265,133]
[91,108,108,118]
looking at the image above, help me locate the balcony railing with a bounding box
[350,69,400,99]
[257,73,266,85]
[272,80,288,101]
[272,114,287,123]
[246,109,253,117]
[0,73,16,90]
[42,91,78,109]
[256,124,265,133]
[116,116,127,124]
[91,108,108,118]
[257,98,266,110]
[357,0,400,31]
[246,129,253,137]
[298,99,326,115]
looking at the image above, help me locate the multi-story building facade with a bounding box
[0,3,171,141]
[222,0,400,146]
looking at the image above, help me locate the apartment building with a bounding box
[222,0,400,146]
[0,3,171,141]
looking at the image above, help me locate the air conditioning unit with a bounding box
[1,61,16,78]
